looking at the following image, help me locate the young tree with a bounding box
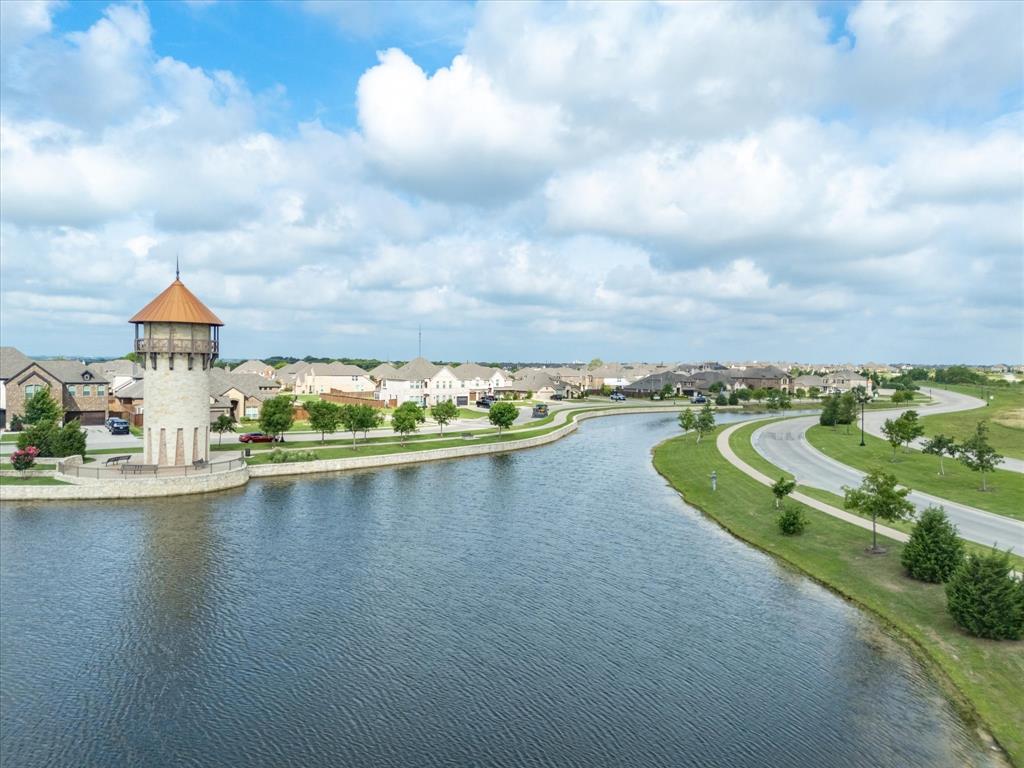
[750,388,766,403]
[694,404,716,444]
[727,392,739,406]
[765,390,781,411]
[794,387,807,399]
[837,391,857,433]
[392,402,425,446]
[259,395,295,440]
[715,392,728,406]
[354,405,381,441]
[488,401,518,435]
[945,550,1024,640]
[922,434,958,476]
[843,469,915,553]
[659,383,675,400]
[430,400,459,436]
[880,417,903,461]
[678,408,696,437]
[808,386,821,400]
[54,419,87,458]
[708,381,726,394]
[23,387,62,425]
[212,414,235,445]
[901,507,964,583]
[897,410,924,452]
[957,421,1004,491]
[777,506,807,536]
[734,388,752,402]
[306,400,344,444]
[771,476,796,509]
[367,408,386,438]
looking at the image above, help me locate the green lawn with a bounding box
[0,434,18,443]
[728,420,1024,570]
[653,427,1024,767]
[919,383,1024,461]
[806,424,1024,522]
[0,476,69,486]
[456,408,488,419]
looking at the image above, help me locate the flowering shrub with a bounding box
[10,446,40,471]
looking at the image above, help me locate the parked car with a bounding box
[551,393,564,401]
[691,395,707,404]
[475,398,493,408]
[532,404,549,418]
[239,432,279,443]
[107,418,130,435]
[610,392,626,402]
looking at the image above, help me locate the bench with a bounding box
[104,455,133,465]
[192,459,207,469]
[120,464,158,476]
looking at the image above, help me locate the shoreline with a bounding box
[650,429,1019,767]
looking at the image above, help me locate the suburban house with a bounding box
[452,363,511,400]
[727,365,791,392]
[209,369,282,420]
[96,358,143,394]
[0,346,33,428]
[232,359,278,379]
[3,357,110,426]
[794,370,873,395]
[621,371,691,397]
[295,362,374,395]
[369,358,512,406]
[495,369,581,400]
[276,360,312,390]
[111,377,233,426]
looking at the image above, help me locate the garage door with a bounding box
[67,411,105,426]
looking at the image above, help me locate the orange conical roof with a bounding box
[129,279,224,326]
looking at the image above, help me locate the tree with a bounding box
[23,387,62,425]
[714,393,728,406]
[678,408,696,437]
[794,387,806,399]
[392,402,425,445]
[727,392,739,406]
[708,381,726,394]
[212,414,235,445]
[808,386,821,400]
[488,401,518,435]
[837,391,857,433]
[819,394,841,428]
[771,476,796,509]
[957,421,1004,491]
[659,383,675,400]
[430,400,459,436]
[922,434,957,476]
[891,389,914,404]
[54,419,87,458]
[750,388,767,403]
[897,410,924,452]
[587,358,604,370]
[880,417,903,461]
[901,507,964,583]
[734,388,751,402]
[843,469,915,553]
[777,506,807,536]
[945,550,1024,640]
[934,365,986,386]
[306,400,344,444]
[777,390,792,412]
[765,390,781,411]
[123,352,140,363]
[694,404,715,444]
[366,407,386,438]
[259,395,295,440]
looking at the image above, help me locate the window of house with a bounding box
[82,385,91,397]
[67,385,77,396]
[245,407,259,418]
[24,384,41,397]
[97,385,106,396]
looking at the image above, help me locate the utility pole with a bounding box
[418,324,422,358]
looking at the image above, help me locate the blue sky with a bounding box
[0,0,1021,363]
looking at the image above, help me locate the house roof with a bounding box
[232,359,268,374]
[306,362,369,377]
[129,279,224,326]
[728,365,789,380]
[277,361,312,379]
[369,363,404,379]
[452,362,500,380]
[35,360,109,385]
[97,358,143,378]
[497,370,558,391]
[398,357,442,380]
[113,375,268,403]
[0,346,33,380]
[209,369,281,397]
[114,379,146,399]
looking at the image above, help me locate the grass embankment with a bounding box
[920,383,1024,461]
[457,408,488,419]
[806,425,1024,522]
[729,420,1024,570]
[0,476,69,486]
[653,427,1024,766]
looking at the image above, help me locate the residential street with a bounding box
[750,389,1024,550]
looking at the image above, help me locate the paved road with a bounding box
[868,388,1024,474]
[751,390,1024,550]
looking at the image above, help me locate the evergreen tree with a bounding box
[901,507,964,583]
[23,387,62,425]
[946,550,1024,640]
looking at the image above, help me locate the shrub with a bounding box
[777,506,807,535]
[946,550,1024,640]
[10,446,39,471]
[727,392,739,405]
[715,393,728,406]
[15,419,86,458]
[9,414,24,432]
[268,449,317,464]
[54,420,87,458]
[901,507,964,583]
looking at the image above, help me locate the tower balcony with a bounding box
[135,337,219,355]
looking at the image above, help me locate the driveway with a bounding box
[750,391,1024,549]
[0,426,143,456]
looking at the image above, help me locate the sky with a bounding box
[0,0,1022,364]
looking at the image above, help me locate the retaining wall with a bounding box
[0,466,249,501]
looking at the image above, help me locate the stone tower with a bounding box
[130,273,223,466]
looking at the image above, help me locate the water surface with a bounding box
[0,413,998,767]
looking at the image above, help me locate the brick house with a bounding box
[5,359,110,426]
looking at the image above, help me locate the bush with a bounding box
[268,449,316,463]
[715,393,728,406]
[54,420,87,458]
[15,419,86,458]
[945,550,1024,640]
[777,506,807,536]
[901,507,964,583]
[727,392,739,406]
[10,446,39,471]
[9,414,23,432]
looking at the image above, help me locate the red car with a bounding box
[239,432,280,443]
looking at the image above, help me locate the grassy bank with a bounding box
[653,427,1024,766]
[806,424,1024,522]
[920,383,1024,461]
[0,476,69,486]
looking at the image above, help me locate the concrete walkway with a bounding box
[716,420,910,545]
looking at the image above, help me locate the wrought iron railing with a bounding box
[134,338,219,355]
[58,456,245,479]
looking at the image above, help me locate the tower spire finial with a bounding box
[175,253,180,280]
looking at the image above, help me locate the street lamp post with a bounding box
[855,385,869,447]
